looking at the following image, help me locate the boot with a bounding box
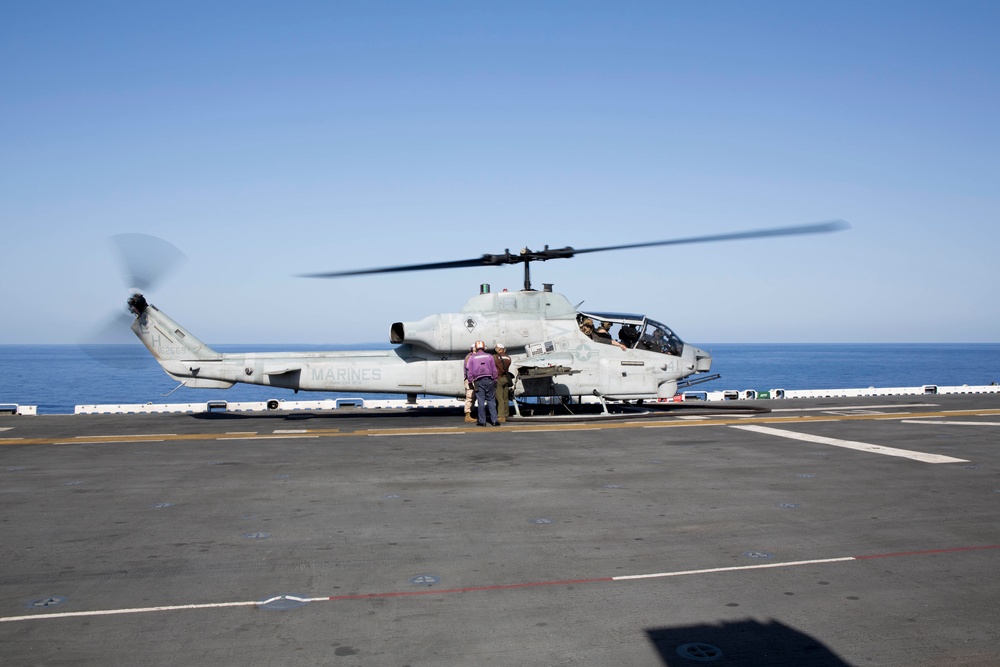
[464,413,476,423]
[498,416,506,423]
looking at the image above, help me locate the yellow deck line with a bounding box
[2,408,999,447]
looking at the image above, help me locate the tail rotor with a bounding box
[79,234,186,368]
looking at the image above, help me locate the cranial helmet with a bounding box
[475,340,486,350]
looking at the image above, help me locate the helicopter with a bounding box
[123,220,849,409]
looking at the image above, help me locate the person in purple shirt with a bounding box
[464,340,500,426]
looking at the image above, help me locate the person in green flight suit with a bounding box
[493,342,513,423]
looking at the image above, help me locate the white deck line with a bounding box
[730,424,969,463]
[612,557,856,580]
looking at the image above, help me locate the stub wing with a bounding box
[517,365,579,379]
[515,352,580,378]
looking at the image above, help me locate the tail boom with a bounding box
[128,296,466,397]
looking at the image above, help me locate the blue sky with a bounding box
[2,1,998,345]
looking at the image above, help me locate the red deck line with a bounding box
[5,545,999,623]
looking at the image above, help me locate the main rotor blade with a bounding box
[111,233,186,292]
[302,219,849,279]
[301,257,502,279]
[569,219,850,257]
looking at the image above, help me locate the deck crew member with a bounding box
[465,341,500,427]
[463,344,478,423]
[493,343,513,423]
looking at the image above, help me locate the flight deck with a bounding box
[2,393,999,666]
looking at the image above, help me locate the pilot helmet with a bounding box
[600,321,612,330]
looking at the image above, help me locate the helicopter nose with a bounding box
[687,345,712,373]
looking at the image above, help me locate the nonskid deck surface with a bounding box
[2,394,999,666]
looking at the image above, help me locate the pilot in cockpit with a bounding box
[619,324,639,348]
[650,328,681,356]
[594,320,627,351]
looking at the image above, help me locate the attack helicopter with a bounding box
[124,220,849,408]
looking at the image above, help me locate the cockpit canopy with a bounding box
[577,311,684,356]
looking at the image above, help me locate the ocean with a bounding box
[2,343,999,415]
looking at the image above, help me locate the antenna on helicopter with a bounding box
[301,220,850,289]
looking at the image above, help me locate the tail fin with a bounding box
[128,294,220,362]
[127,294,234,388]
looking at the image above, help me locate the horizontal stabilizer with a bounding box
[166,372,235,389]
[264,366,302,376]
